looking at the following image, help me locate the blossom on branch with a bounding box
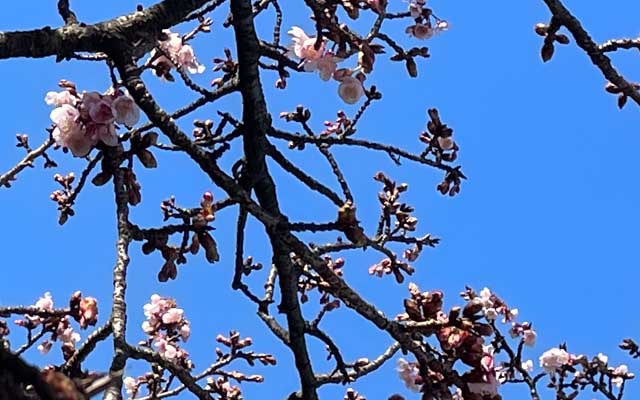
[46,81,140,157]
[149,30,206,77]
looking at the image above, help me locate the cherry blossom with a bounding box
[467,353,500,396]
[408,0,426,18]
[37,340,53,355]
[406,23,435,40]
[539,347,572,373]
[78,296,99,328]
[44,90,76,107]
[288,26,324,62]
[141,294,192,366]
[522,328,537,346]
[338,76,365,104]
[50,104,92,157]
[521,359,534,372]
[176,44,206,74]
[150,29,205,75]
[112,92,140,127]
[123,376,137,396]
[612,365,630,388]
[303,52,341,81]
[46,82,140,157]
[87,96,116,124]
[597,353,609,364]
[396,358,421,392]
[161,307,184,324]
[35,292,54,310]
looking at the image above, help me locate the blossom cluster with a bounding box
[287,27,366,104]
[140,294,192,368]
[148,29,205,79]
[393,285,639,399]
[124,326,275,399]
[45,80,140,157]
[539,347,633,389]
[406,0,449,40]
[393,285,543,399]
[12,291,98,359]
[285,1,449,103]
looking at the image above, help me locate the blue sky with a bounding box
[1,1,640,399]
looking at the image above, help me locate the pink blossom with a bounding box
[51,104,93,157]
[338,76,365,104]
[86,121,119,147]
[597,353,608,364]
[435,20,449,32]
[180,323,191,342]
[151,30,205,75]
[304,52,341,81]
[396,358,420,392]
[79,92,102,120]
[123,377,137,396]
[37,340,52,355]
[484,308,498,320]
[437,136,455,150]
[154,337,178,360]
[479,287,493,306]
[521,359,534,372]
[162,308,184,324]
[523,328,537,347]
[539,347,571,373]
[57,324,80,345]
[612,365,631,388]
[35,292,54,310]
[408,0,425,18]
[177,44,206,74]
[163,343,178,359]
[112,93,140,127]
[406,23,434,40]
[144,294,164,318]
[79,297,98,328]
[468,353,500,396]
[288,26,324,61]
[45,91,75,107]
[142,320,154,334]
[88,97,115,124]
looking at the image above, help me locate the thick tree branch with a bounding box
[0,0,210,60]
[229,0,319,397]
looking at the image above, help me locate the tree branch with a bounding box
[0,0,210,60]
[57,0,78,25]
[541,0,640,106]
[103,148,132,400]
[0,137,54,189]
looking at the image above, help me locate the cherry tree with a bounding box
[0,0,638,399]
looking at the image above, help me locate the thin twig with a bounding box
[0,138,54,189]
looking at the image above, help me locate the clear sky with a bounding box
[1,1,640,399]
